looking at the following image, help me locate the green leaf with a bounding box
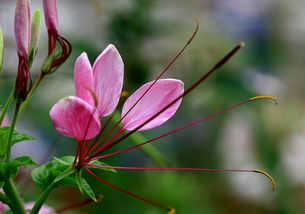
[88,160,117,173]
[0,181,4,188]
[31,156,75,189]
[0,127,35,156]
[54,166,75,183]
[77,177,97,202]
[4,156,38,178]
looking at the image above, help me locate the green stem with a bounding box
[19,73,45,117]
[29,182,56,214]
[0,164,26,214]
[0,192,9,204]
[5,102,20,162]
[0,90,14,125]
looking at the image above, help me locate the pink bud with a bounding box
[14,0,31,57]
[43,0,58,32]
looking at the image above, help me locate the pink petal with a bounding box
[121,79,184,131]
[25,202,55,214]
[93,44,124,117]
[14,0,31,57]
[43,0,58,31]
[50,96,100,141]
[74,53,95,107]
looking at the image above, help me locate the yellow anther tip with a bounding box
[239,42,246,48]
[120,91,129,98]
[167,207,176,214]
[249,96,278,105]
[253,169,276,191]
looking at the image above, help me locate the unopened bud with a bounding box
[28,9,42,68]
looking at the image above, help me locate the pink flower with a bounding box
[50,44,183,140]
[49,42,276,213]
[14,0,31,101]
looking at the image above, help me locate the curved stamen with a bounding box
[85,167,175,213]
[85,164,276,191]
[89,96,277,162]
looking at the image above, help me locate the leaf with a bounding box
[88,160,117,173]
[54,166,75,183]
[0,181,4,188]
[0,127,35,156]
[77,177,97,202]
[3,156,38,179]
[31,156,75,189]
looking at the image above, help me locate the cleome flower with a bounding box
[49,38,277,212]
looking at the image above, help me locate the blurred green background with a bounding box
[1,0,305,213]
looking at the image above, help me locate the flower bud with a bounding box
[14,0,30,57]
[14,0,32,101]
[43,0,58,33]
[28,9,42,68]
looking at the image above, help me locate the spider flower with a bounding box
[42,0,71,74]
[50,44,183,140]
[50,42,276,213]
[14,0,31,101]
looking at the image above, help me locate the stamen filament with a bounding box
[85,164,276,191]
[85,167,175,213]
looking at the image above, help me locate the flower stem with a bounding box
[0,90,14,125]
[0,164,26,214]
[0,192,9,204]
[18,73,45,116]
[5,102,20,162]
[29,182,56,214]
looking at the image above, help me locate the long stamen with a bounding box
[86,164,276,191]
[84,112,120,158]
[84,128,124,162]
[88,42,245,158]
[93,19,199,152]
[89,96,277,162]
[85,167,175,213]
[74,88,99,165]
